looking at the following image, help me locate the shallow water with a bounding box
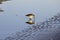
[0,0,60,38]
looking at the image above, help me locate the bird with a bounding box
[0,9,4,12]
[0,8,4,12]
[26,13,35,19]
[0,0,10,4]
[26,13,35,25]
